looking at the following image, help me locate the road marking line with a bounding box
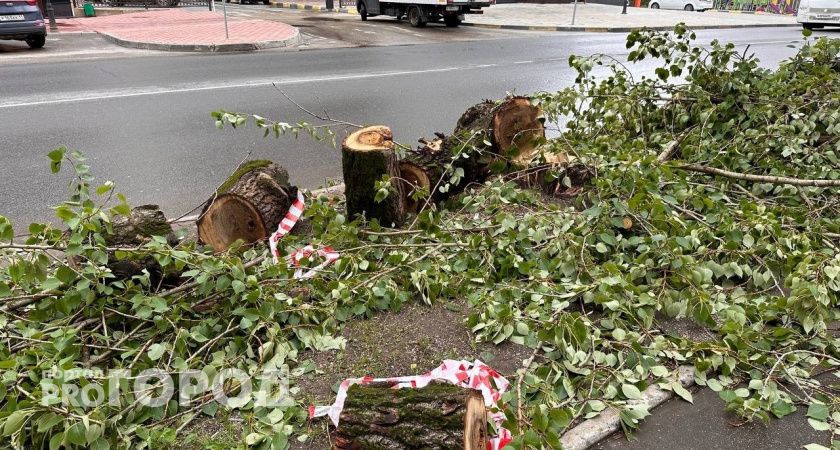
[0,66,463,109]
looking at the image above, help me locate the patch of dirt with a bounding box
[657,315,717,343]
[291,299,531,449]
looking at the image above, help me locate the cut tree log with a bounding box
[342,126,406,227]
[400,97,546,211]
[96,205,177,283]
[106,204,173,247]
[197,160,297,252]
[333,381,487,450]
[452,96,545,168]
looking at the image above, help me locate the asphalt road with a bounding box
[0,26,832,226]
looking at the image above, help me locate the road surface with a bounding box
[0,24,832,225]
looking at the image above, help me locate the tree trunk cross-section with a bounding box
[342,126,406,227]
[197,160,296,252]
[333,382,487,450]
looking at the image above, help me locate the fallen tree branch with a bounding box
[679,164,840,187]
[655,126,696,163]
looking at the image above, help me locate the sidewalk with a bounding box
[463,3,798,31]
[266,0,797,32]
[57,9,301,52]
[269,0,356,13]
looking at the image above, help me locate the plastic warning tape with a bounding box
[310,359,512,450]
[268,190,339,279]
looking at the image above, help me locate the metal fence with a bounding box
[78,0,211,9]
[711,0,799,13]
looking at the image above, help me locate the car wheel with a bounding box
[408,5,426,27]
[803,23,823,30]
[684,3,694,10]
[358,1,367,20]
[444,14,460,27]
[650,2,659,8]
[26,35,45,49]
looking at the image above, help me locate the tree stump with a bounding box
[342,126,406,227]
[197,160,297,252]
[333,382,487,450]
[399,97,546,212]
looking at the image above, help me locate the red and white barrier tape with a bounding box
[309,359,512,450]
[269,190,339,279]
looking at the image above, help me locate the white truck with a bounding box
[356,0,492,28]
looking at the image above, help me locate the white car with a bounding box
[797,0,840,29]
[649,0,713,11]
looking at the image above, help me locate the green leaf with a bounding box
[147,343,166,361]
[807,419,830,431]
[66,422,86,445]
[807,403,829,421]
[90,437,111,450]
[3,410,28,436]
[672,382,693,403]
[622,384,642,400]
[803,444,829,450]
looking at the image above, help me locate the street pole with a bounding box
[571,0,578,25]
[221,0,229,39]
[621,0,628,14]
[45,0,57,32]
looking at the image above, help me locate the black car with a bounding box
[0,0,47,49]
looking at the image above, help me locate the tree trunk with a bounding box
[197,160,296,253]
[342,126,406,227]
[451,96,545,170]
[398,97,546,212]
[333,382,487,450]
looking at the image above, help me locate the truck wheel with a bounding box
[444,15,460,27]
[358,1,368,20]
[408,5,426,27]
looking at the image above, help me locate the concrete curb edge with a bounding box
[559,366,696,450]
[269,1,357,14]
[460,21,800,32]
[98,26,302,52]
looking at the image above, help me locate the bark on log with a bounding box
[399,97,546,211]
[333,382,487,450]
[451,96,545,170]
[106,205,173,247]
[83,205,180,284]
[342,126,406,227]
[197,161,296,252]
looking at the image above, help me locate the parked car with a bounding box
[0,0,46,48]
[649,0,712,11]
[797,0,840,29]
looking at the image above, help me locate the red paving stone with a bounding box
[57,9,297,46]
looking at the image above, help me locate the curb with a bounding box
[269,1,357,14]
[559,366,695,450]
[461,21,800,32]
[98,27,302,52]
